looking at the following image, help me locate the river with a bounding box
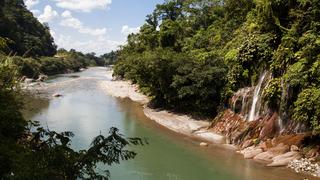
[23,67,311,180]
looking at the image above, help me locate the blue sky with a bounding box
[24,0,163,55]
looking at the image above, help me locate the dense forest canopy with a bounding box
[0,0,57,57]
[114,0,320,132]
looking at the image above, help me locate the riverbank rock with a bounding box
[291,145,299,152]
[267,151,301,167]
[241,146,263,159]
[288,158,320,177]
[25,78,35,83]
[200,142,208,147]
[253,143,289,163]
[258,140,273,151]
[37,74,48,82]
[241,139,253,149]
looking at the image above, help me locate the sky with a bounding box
[24,0,164,55]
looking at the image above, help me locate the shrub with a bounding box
[293,88,320,134]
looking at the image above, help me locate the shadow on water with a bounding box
[23,67,315,180]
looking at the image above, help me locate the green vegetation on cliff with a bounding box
[114,0,320,133]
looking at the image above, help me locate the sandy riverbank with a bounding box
[98,73,226,145]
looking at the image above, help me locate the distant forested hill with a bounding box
[0,0,56,57]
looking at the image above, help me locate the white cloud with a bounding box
[54,34,123,55]
[38,5,59,23]
[121,25,140,36]
[54,0,112,12]
[24,0,39,9]
[60,10,107,36]
[31,9,41,16]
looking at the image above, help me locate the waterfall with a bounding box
[278,117,284,133]
[248,72,267,121]
[241,90,250,120]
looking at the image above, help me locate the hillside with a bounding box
[114,0,320,134]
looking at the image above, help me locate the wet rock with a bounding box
[269,143,290,154]
[200,142,208,147]
[243,147,263,159]
[259,140,273,151]
[267,151,301,167]
[306,148,319,158]
[254,143,289,162]
[241,139,253,149]
[37,74,48,82]
[253,151,274,163]
[290,145,299,152]
[25,78,35,83]
[259,113,278,139]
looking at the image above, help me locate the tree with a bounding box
[0,0,57,57]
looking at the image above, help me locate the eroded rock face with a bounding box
[259,112,279,139]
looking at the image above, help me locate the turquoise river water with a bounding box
[23,67,312,180]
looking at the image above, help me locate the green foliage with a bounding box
[100,51,119,65]
[0,0,57,56]
[114,0,320,131]
[0,56,26,140]
[262,78,282,109]
[293,88,320,133]
[0,56,144,179]
[9,126,144,179]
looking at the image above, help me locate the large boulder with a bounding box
[253,143,289,163]
[267,151,301,167]
[253,151,275,163]
[240,146,264,159]
[243,148,263,159]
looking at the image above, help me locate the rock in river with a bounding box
[52,93,62,97]
[200,142,209,147]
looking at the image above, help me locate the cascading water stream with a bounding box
[248,72,267,121]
